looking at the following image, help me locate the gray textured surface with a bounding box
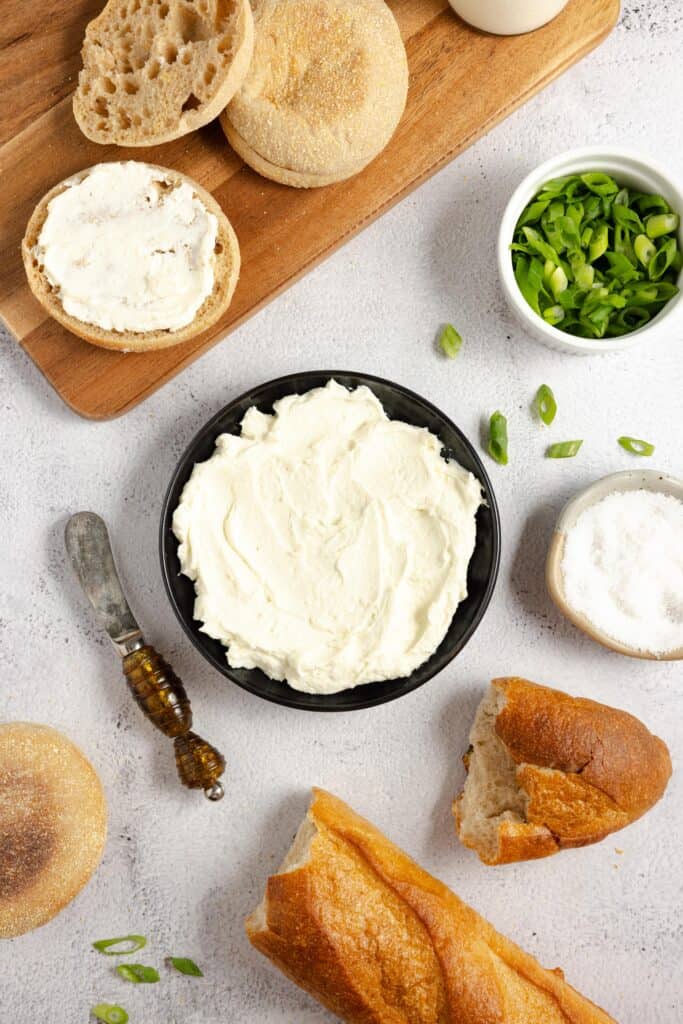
[1,2,682,1021]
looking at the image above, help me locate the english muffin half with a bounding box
[221,0,409,188]
[73,0,254,146]
[22,161,240,353]
[0,723,107,939]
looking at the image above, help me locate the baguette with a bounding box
[246,788,617,1023]
[22,161,240,353]
[0,723,107,939]
[73,0,253,147]
[454,678,672,865]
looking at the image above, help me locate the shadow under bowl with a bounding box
[160,371,501,711]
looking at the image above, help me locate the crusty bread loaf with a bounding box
[22,162,240,353]
[0,723,107,939]
[246,788,617,1023]
[221,0,409,188]
[73,0,254,146]
[454,678,672,865]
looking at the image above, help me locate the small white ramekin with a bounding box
[497,147,683,355]
[546,470,683,661]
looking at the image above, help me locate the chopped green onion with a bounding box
[580,172,619,196]
[612,204,644,233]
[635,194,670,215]
[618,436,655,456]
[649,238,678,281]
[169,957,204,977]
[574,263,595,290]
[116,964,160,984]
[487,411,508,466]
[549,265,568,299]
[438,323,463,359]
[543,305,564,326]
[92,935,147,956]
[535,385,557,426]
[645,213,680,239]
[634,233,656,267]
[588,222,609,262]
[546,440,583,459]
[91,1005,129,1024]
[510,173,680,340]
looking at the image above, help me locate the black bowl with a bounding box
[160,372,501,711]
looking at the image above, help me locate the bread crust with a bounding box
[246,788,617,1023]
[73,0,254,147]
[0,723,107,939]
[222,0,408,188]
[21,162,240,353]
[454,678,672,865]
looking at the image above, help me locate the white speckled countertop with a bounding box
[1,2,682,1021]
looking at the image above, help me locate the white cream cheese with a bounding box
[173,380,483,694]
[35,162,218,333]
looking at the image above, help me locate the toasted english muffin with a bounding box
[221,0,409,188]
[22,161,240,353]
[0,723,107,939]
[73,0,254,147]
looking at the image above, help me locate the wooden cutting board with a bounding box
[0,0,619,419]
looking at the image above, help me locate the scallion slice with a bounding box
[169,957,204,977]
[546,440,583,459]
[91,1005,129,1024]
[439,323,463,359]
[116,964,160,984]
[487,411,508,466]
[535,385,557,426]
[92,935,147,956]
[618,436,655,456]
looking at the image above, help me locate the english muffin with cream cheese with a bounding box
[0,723,107,939]
[220,0,409,188]
[22,161,240,352]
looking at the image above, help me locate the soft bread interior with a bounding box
[457,686,528,861]
[247,810,317,933]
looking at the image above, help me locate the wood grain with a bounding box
[0,0,619,419]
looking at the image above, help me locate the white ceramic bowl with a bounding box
[448,0,569,35]
[546,469,683,660]
[498,147,683,355]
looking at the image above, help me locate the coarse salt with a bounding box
[561,489,683,655]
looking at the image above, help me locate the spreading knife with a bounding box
[65,511,225,801]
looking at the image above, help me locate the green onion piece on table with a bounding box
[92,935,147,956]
[618,436,655,456]
[91,1005,129,1024]
[546,440,583,459]
[488,411,508,466]
[116,964,160,984]
[439,323,463,359]
[169,957,204,977]
[535,385,557,426]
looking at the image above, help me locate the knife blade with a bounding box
[65,511,144,656]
